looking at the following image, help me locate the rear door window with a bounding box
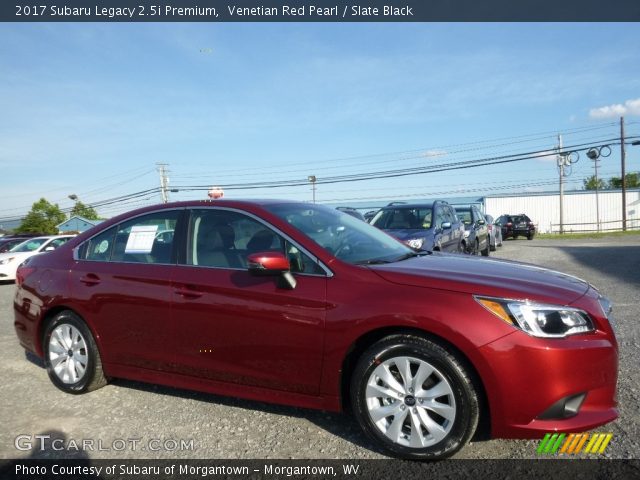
[82,211,180,264]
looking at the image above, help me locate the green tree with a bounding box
[71,200,99,220]
[16,198,67,235]
[583,175,606,190]
[608,172,640,189]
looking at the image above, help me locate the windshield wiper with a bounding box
[354,258,392,265]
[393,251,431,262]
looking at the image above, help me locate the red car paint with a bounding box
[13,200,618,439]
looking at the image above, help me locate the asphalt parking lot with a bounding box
[1,235,638,460]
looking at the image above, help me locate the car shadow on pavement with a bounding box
[111,378,391,457]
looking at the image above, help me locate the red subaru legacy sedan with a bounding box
[13,200,617,460]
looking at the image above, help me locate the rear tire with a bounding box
[350,335,479,460]
[43,311,108,394]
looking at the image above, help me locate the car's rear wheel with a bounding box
[43,311,108,394]
[350,335,479,460]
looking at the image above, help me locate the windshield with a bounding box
[10,238,48,252]
[456,209,472,226]
[266,203,413,265]
[371,207,432,230]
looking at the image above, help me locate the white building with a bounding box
[484,188,640,233]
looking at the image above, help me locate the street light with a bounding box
[68,194,78,201]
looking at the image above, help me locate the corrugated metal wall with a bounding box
[484,190,640,233]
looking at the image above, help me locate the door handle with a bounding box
[174,287,203,299]
[79,274,101,286]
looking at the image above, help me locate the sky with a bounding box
[1,22,639,224]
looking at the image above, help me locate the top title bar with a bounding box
[2,0,640,22]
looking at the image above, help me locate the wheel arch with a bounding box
[339,326,491,439]
[38,306,103,361]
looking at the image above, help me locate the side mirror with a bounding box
[441,222,452,230]
[44,246,55,252]
[247,251,296,289]
[477,219,485,226]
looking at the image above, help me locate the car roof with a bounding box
[380,200,449,209]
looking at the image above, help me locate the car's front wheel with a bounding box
[350,335,479,460]
[43,311,108,394]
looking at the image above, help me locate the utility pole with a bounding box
[557,134,565,234]
[308,175,317,204]
[157,163,170,203]
[621,116,627,231]
[592,154,601,232]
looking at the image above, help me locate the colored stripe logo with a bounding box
[537,433,612,455]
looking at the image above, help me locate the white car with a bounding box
[0,235,74,281]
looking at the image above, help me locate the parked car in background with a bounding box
[336,207,366,222]
[0,237,31,254]
[370,201,464,252]
[0,235,74,281]
[13,200,618,460]
[364,210,378,223]
[0,234,47,254]
[485,214,502,251]
[496,214,536,240]
[454,205,490,256]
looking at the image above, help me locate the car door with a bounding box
[473,206,489,249]
[170,207,328,395]
[442,206,462,252]
[70,209,183,371]
[433,206,449,250]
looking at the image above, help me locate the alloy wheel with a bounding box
[364,356,456,448]
[48,323,89,384]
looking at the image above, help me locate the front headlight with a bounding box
[405,238,424,250]
[475,296,595,338]
[0,256,16,265]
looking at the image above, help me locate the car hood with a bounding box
[368,253,590,304]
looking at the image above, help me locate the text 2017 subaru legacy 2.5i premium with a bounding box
[13,200,617,460]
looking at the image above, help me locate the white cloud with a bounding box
[589,98,640,119]
[533,149,559,163]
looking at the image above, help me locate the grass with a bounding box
[536,229,640,240]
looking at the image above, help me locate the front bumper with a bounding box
[479,330,618,438]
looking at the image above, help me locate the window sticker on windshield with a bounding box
[124,225,158,254]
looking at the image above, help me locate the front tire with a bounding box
[350,335,479,460]
[43,311,108,394]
